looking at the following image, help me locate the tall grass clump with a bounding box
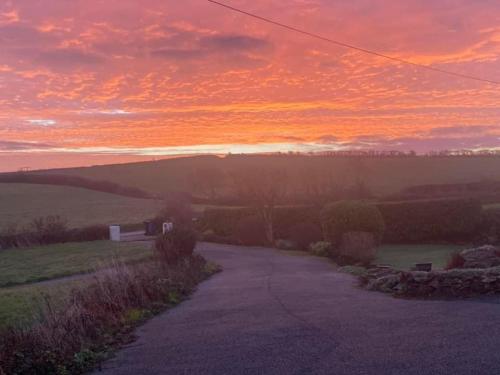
[0,228,214,374]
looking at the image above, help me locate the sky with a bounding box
[0,0,499,171]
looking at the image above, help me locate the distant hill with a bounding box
[0,183,161,230]
[31,154,500,198]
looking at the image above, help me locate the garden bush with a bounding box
[320,201,385,245]
[288,222,323,250]
[309,241,332,257]
[155,226,198,265]
[275,239,298,250]
[377,198,482,243]
[446,251,466,270]
[334,231,377,266]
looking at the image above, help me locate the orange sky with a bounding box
[0,0,499,171]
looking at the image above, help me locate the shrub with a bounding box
[68,225,109,242]
[446,251,466,270]
[321,201,385,245]
[234,215,267,246]
[275,239,298,250]
[334,231,377,266]
[154,226,197,265]
[288,222,323,250]
[377,198,482,243]
[309,241,332,257]
[30,215,69,245]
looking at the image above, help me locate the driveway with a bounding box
[96,242,500,375]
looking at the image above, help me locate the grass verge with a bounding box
[0,241,153,288]
[0,255,219,374]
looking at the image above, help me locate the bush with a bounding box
[234,215,267,246]
[155,226,198,265]
[68,225,109,242]
[334,231,377,266]
[321,201,385,245]
[377,198,482,243]
[309,241,332,257]
[446,251,466,270]
[288,222,323,250]
[275,239,298,250]
[30,215,68,245]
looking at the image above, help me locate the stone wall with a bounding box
[361,266,500,298]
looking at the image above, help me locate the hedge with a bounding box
[320,201,385,245]
[376,198,482,243]
[198,206,321,245]
[200,198,484,245]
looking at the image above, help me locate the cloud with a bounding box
[0,140,55,151]
[0,10,20,25]
[428,125,498,136]
[37,48,104,68]
[317,135,339,143]
[150,48,204,60]
[27,119,57,126]
[200,34,272,52]
[345,134,500,152]
[150,32,272,62]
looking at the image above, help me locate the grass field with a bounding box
[39,155,500,197]
[0,240,153,287]
[0,280,87,328]
[376,244,467,270]
[0,183,162,230]
[0,240,153,328]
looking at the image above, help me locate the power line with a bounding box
[207,0,500,86]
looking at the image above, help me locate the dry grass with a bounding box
[0,254,215,374]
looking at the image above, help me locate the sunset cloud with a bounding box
[0,0,499,171]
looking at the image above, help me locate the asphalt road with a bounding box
[96,243,500,375]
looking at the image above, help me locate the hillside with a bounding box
[35,154,500,198]
[0,183,161,230]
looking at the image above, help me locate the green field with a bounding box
[0,183,162,230]
[0,240,153,287]
[376,244,466,270]
[39,155,500,197]
[0,280,87,328]
[0,240,153,328]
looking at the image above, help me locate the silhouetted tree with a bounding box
[232,167,288,244]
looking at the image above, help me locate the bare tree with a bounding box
[232,167,288,244]
[299,166,342,205]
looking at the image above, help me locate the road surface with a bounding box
[96,242,500,374]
